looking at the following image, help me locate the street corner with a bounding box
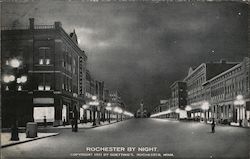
[1,132,59,148]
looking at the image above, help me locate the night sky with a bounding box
[1,1,249,112]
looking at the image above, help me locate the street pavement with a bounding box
[1,118,249,159]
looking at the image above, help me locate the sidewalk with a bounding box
[1,132,59,148]
[51,120,118,129]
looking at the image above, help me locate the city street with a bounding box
[1,118,249,159]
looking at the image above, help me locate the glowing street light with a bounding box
[3,75,11,83]
[105,103,112,123]
[83,104,89,109]
[201,102,210,110]
[10,58,21,68]
[175,108,180,113]
[92,95,97,100]
[105,106,112,111]
[201,101,210,123]
[185,106,192,111]
[234,95,245,127]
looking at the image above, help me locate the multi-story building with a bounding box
[1,18,87,127]
[169,81,187,119]
[203,57,250,126]
[110,90,122,106]
[150,99,171,118]
[183,61,238,120]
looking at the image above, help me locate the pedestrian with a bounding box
[211,119,215,133]
[43,116,47,127]
[63,117,66,127]
[71,119,74,132]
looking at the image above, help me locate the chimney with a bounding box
[54,21,62,29]
[29,18,34,29]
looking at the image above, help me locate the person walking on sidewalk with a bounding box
[211,119,215,133]
[43,116,47,127]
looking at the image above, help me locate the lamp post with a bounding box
[201,101,210,123]
[90,96,99,126]
[114,107,123,122]
[2,58,27,141]
[234,95,245,127]
[175,108,180,120]
[185,106,192,119]
[82,104,89,123]
[105,103,112,123]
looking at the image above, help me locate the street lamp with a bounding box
[82,104,89,123]
[2,58,26,141]
[234,95,245,127]
[201,101,210,123]
[9,58,21,68]
[105,103,112,123]
[89,96,99,126]
[185,106,192,119]
[114,107,123,122]
[175,108,180,120]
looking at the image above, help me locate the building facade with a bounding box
[183,61,237,121]
[1,18,87,127]
[203,57,250,126]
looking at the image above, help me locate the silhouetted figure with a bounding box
[211,119,215,133]
[63,118,66,127]
[71,119,74,132]
[10,120,19,141]
[239,119,242,127]
[43,116,47,127]
[73,106,78,132]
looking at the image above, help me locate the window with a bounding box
[37,74,52,91]
[38,85,44,91]
[45,85,51,91]
[18,86,22,91]
[38,47,51,65]
[45,59,50,65]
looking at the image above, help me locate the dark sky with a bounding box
[2,1,249,112]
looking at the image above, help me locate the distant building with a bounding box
[1,18,87,127]
[110,90,122,106]
[151,99,171,118]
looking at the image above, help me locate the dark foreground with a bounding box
[1,118,249,159]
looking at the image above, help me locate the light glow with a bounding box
[236,95,243,100]
[201,101,210,110]
[150,109,172,118]
[105,106,112,111]
[175,108,180,113]
[33,107,55,122]
[92,96,97,100]
[9,75,15,82]
[3,75,11,83]
[185,106,192,111]
[10,58,21,68]
[114,107,123,114]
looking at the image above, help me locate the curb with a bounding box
[1,133,59,148]
[40,120,124,130]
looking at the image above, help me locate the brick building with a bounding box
[203,57,250,126]
[183,61,237,120]
[1,18,87,127]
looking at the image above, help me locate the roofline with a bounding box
[170,81,186,88]
[204,62,243,84]
[184,63,206,81]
